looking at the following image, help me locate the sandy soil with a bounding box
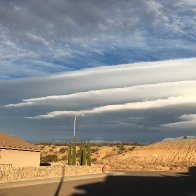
[39,139,196,172]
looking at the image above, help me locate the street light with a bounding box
[73,113,84,139]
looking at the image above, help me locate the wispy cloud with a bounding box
[3,80,196,108]
[161,114,196,129]
[26,94,196,119]
[1,58,196,142]
[0,0,196,79]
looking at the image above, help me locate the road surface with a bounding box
[0,171,196,196]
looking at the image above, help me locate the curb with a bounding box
[0,172,120,190]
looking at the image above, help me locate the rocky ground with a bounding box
[39,139,196,172]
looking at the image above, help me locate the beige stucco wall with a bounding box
[0,149,40,167]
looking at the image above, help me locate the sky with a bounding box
[0,0,196,143]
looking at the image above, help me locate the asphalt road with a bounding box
[0,171,196,196]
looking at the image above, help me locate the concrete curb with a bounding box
[0,171,122,190]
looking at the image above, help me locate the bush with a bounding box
[59,148,66,153]
[129,146,135,151]
[41,154,58,162]
[60,155,67,160]
[92,157,97,162]
[118,145,126,153]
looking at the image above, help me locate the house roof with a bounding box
[0,131,40,152]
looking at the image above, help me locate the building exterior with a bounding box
[0,131,40,167]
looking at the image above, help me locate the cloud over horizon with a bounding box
[0,58,196,142]
[0,0,195,142]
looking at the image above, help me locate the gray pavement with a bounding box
[0,173,110,190]
[0,171,195,196]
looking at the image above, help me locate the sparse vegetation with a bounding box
[92,157,97,162]
[59,148,66,153]
[39,142,142,165]
[118,145,127,154]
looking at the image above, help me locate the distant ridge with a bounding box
[162,136,196,141]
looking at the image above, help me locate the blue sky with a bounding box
[0,0,196,79]
[0,0,196,143]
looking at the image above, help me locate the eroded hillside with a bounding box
[101,139,196,171]
[39,139,196,171]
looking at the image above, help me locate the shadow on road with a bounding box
[54,166,65,196]
[72,171,196,196]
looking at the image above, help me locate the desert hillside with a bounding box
[39,143,140,164]
[39,139,196,171]
[101,139,196,171]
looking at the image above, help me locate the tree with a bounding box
[86,143,91,166]
[82,143,87,165]
[68,143,72,165]
[79,141,83,165]
[72,137,77,165]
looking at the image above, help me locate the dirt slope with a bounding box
[101,139,196,171]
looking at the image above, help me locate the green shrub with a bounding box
[82,145,86,165]
[68,144,72,165]
[86,144,91,166]
[72,139,77,165]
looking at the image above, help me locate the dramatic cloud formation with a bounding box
[26,95,196,119]
[3,81,196,108]
[0,0,196,79]
[0,1,195,142]
[162,114,196,130]
[0,58,196,142]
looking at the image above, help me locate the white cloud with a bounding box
[26,94,196,119]
[0,0,196,142]
[0,0,196,80]
[162,114,196,129]
[1,58,196,142]
[25,32,51,48]
[3,80,196,108]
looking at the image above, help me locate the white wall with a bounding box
[0,149,40,167]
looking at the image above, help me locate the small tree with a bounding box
[72,137,77,165]
[68,143,72,165]
[79,141,83,166]
[82,143,87,165]
[79,141,87,166]
[86,143,91,166]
